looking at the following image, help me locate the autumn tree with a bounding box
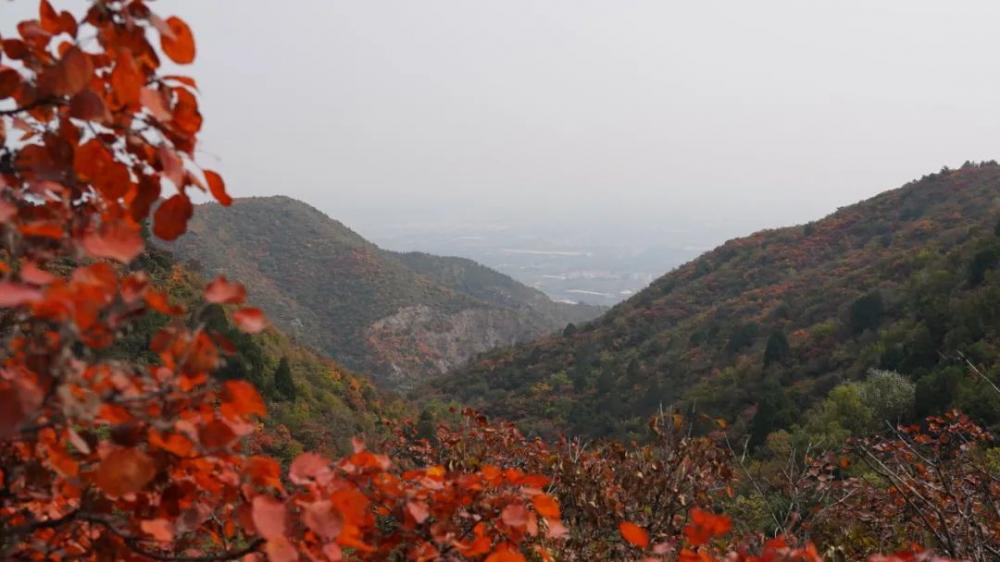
[0,2,566,560]
[273,356,296,400]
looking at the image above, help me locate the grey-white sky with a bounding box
[5,1,1000,244]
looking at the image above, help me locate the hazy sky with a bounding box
[5,1,1000,243]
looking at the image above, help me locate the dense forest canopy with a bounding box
[427,165,1000,446]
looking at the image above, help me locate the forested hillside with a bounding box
[427,163,1000,441]
[163,196,600,388]
[122,245,402,458]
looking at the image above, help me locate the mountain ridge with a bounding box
[424,163,1000,440]
[162,195,602,388]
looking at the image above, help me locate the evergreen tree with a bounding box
[849,291,884,334]
[274,357,296,400]
[763,330,790,366]
[967,245,999,286]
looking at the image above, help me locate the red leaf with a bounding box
[95,448,156,497]
[289,452,330,485]
[140,87,172,121]
[152,194,193,241]
[620,521,650,549]
[264,536,298,562]
[160,16,196,64]
[20,262,56,285]
[59,46,92,96]
[233,307,266,333]
[251,495,286,540]
[204,276,245,304]
[158,145,185,188]
[501,503,529,529]
[204,170,231,206]
[303,499,343,539]
[198,419,236,449]
[407,500,430,524]
[0,282,42,307]
[69,90,109,122]
[0,68,21,99]
[81,221,144,263]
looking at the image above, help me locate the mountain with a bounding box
[162,196,601,388]
[424,163,1000,440]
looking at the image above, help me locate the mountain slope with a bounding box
[388,251,602,325]
[116,245,403,459]
[163,196,600,388]
[425,163,1000,439]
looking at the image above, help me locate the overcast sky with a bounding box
[5,1,1000,243]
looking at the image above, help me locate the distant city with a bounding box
[365,220,746,306]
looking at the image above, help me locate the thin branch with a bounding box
[79,514,265,562]
[0,98,63,117]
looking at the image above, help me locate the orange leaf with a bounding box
[39,0,60,34]
[204,275,245,304]
[149,430,194,457]
[683,508,732,546]
[160,16,196,64]
[221,380,266,418]
[152,194,193,241]
[140,519,175,542]
[110,50,142,106]
[204,170,231,206]
[233,307,267,334]
[95,448,156,497]
[532,494,560,519]
[620,521,650,549]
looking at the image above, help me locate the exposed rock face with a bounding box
[367,305,546,389]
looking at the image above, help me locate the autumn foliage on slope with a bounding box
[392,409,987,561]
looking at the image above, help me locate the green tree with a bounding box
[796,383,874,449]
[763,330,790,367]
[849,291,884,334]
[860,369,915,428]
[967,245,999,286]
[274,356,297,400]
